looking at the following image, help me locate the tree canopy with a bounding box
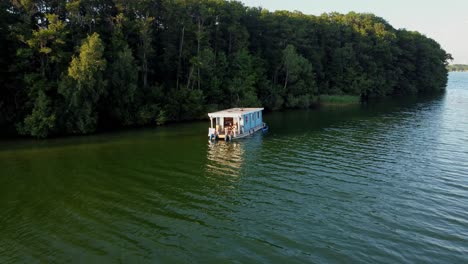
[447,64,468,72]
[0,0,451,138]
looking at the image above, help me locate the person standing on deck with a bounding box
[233,122,238,136]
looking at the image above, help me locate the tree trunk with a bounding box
[273,66,280,85]
[139,13,151,90]
[143,51,147,89]
[283,68,289,91]
[40,55,45,78]
[197,18,201,90]
[186,66,194,90]
[228,32,232,54]
[215,22,219,64]
[176,26,185,90]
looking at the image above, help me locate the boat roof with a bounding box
[208,108,264,118]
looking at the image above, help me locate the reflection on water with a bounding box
[206,141,245,178]
[205,134,265,181]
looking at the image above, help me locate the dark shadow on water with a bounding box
[265,93,446,138]
[0,93,446,154]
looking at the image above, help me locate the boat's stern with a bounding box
[208,128,216,140]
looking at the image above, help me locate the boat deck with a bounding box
[217,124,265,140]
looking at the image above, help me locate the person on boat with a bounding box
[233,122,238,136]
[229,123,234,136]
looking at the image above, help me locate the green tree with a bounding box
[17,91,56,138]
[26,14,67,77]
[227,49,260,107]
[135,14,154,89]
[16,13,68,137]
[60,32,107,134]
[280,45,317,108]
[106,13,139,125]
[0,0,18,133]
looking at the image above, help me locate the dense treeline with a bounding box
[0,0,451,138]
[447,64,468,72]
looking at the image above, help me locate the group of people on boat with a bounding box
[208,108,266,141]
[224,122,239,137]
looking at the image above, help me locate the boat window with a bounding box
[257,112,260,119]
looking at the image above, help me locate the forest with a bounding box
[0,0,451,138]
[447,64,468,72]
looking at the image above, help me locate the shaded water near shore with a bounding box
[1,73,468,262]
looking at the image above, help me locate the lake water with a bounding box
[1,73,467,263]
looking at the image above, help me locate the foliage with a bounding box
[227,49,260,107]
[319,95,360,105]
[447,64,468,72]
[60,32,107,134]
[280,45,317,108]
[17,91,56,138]
[0,0,451,137]
[106,14,139,126]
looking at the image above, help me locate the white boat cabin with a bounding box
[208,108,266,140]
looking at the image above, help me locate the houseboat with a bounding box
[208,108,268,141]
